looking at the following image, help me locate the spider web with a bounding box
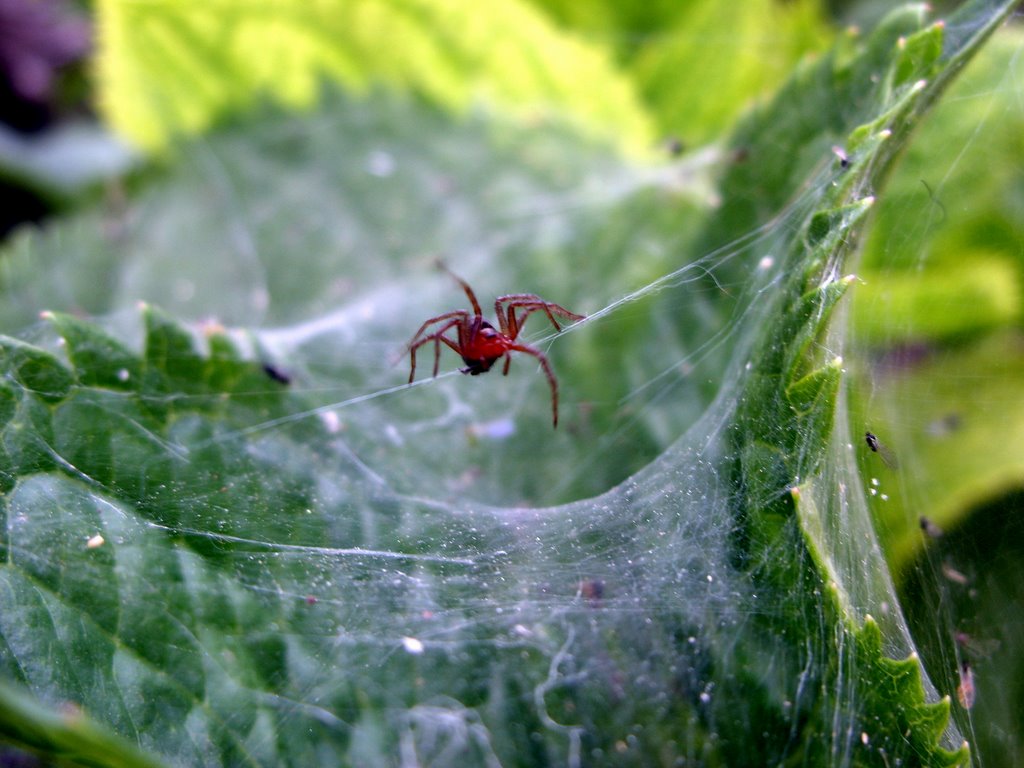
[1,3,1021,765]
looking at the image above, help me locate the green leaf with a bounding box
[0,337,74,403]
[630,0,831,144]
[1,2,1018,765]
[42,311,142,391]
[95,0,654,152]
[853,256,1020,344]
[847,617,968,767]
[0,679,167,768]
[849,28,1024,571]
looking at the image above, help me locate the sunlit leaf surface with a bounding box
[96,0,653,151]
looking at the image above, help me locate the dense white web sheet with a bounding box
[54,164,926,765]
[0,135,943,768]
[0,153,943,768]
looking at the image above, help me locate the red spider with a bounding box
[406,264,584,428]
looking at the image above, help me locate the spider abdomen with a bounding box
[460,323,511,375]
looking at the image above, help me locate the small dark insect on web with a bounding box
[662,136,685,157]
[261,362,292,385]
[957,661,976,710]
[864,431,898,469]
[919,515,944,539]
[831,145,849,168]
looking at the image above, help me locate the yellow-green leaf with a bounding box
[96,0,654,152]
[631,0,830,145]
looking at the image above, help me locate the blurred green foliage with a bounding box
[851,28,1024,581]
[848,29,1024,765]
[95,0,654,152]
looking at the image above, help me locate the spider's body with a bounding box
[406,266,584,427]
[447,319,501,375]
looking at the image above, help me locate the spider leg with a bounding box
[407,310,470,352]
[502,305,517,339]
[495,296,533,338]
[508,343,560,428]
[495,295,585,338]
[408,318,464,383]
[519,300,585,328]
[433,334,464,377]
[436,262,484,317]
[510,304,552,335]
